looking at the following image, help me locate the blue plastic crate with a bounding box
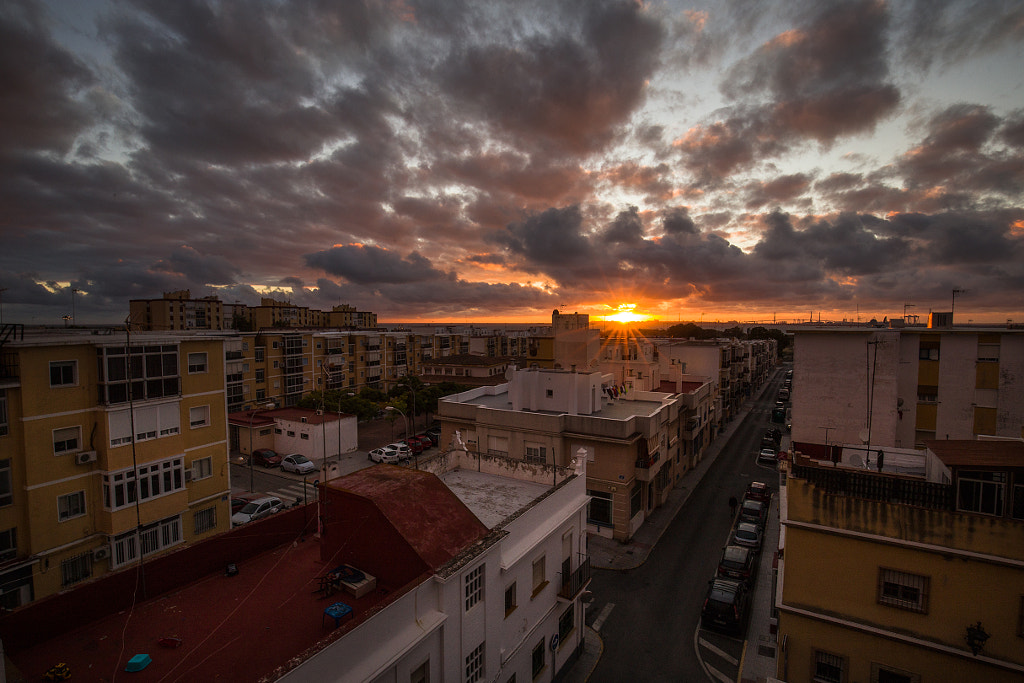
[125,653,152,672]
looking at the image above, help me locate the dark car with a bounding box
[251,448,282,468]
[418,431,439,447]
[425,426,441,446]
[739,497,768,528]
[701,578,750,636]
[717,545,758,586]
[745,481,772,503]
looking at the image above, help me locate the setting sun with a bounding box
[604,303,651,324]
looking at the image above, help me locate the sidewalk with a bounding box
[564,372,785,683]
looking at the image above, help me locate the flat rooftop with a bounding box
[440,469,550,528]
[456,390,668,420]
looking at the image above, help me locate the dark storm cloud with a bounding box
[1002,112,1024,148]
[661,207,698,236]
[0,1,96,156]
[439,0,663,155]
[898,104,1024,198]
[304,245,444,285]
[497,206,596,269]
[603,207,645,245]
[681,0,899,182]
[152,246,242,286]
[744,174,812,209]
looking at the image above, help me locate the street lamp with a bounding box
[385,405,408,437]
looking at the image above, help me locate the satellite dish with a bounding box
[858,428,870,444]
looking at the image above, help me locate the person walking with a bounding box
[728,496,738,518]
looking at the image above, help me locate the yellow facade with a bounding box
[0,331,232,608]
[778,463,1024,682]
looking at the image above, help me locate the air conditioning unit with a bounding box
[75,451,98,465]
[92,546,110,561]
[184,468,194,482]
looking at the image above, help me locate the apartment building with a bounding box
[777,440,1024,682]
[791,324,1024,453]
[0,326,231,608]
[128,289,226,331]
[438,367,682,542]
[1,440,591,683]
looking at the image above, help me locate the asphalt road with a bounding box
[585,368,788,682]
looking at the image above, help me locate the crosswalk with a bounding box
[267,480,319,506]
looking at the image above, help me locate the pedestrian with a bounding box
[728,496,738,517]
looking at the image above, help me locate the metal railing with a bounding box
[558,558,591,600]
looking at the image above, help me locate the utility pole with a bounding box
[951,288,964,322]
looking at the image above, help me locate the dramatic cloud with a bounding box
[2,0,1022,325]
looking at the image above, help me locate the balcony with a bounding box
[558,558,592,601]
[634,452,661,482]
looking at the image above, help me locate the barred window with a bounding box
[558,604,574,642]
[870,662,920,683]
[878,568,929,613]
[465,564,484,611]
[465,641,484,683]
[194,506,216,534]
[814,650,844,683]
[61,552,92,587]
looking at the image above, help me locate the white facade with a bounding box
[272,413,358,459]
[281,458,590,683]
[792,327,1024,450]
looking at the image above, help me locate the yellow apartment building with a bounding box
[0,327,231,608]
[128,289,226,331]
[777,441,1024,683]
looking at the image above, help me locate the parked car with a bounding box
[251,448,282,468]
[408,435,432,451]
[761,428,781,449]
[403,437,425,455]
[281,453,316,474]
[745,481,772,503]
[384,442,412,460]
[757,447,779,466]
[231,496,284,526]
[231,497,251,514]
[420,430,439,447]
[732,522,763,553]
[739,497,768,528]
[368,448,401,464]
[717,545,758,586]
[701,577,750,636]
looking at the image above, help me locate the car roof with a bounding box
[722,545,749,561]
[735,522,759,532]
[247,496,281,504]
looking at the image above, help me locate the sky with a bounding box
[2,0,1023,327]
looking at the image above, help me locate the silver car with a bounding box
[231,496,284,526]
[732,521,763,553]
[281,453,316,474]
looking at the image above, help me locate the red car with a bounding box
[407,435,432,452]
[251,448,282,467]
[404,437,426,455]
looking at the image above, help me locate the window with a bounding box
[287,430,295,437]
[0,389,7,436]
[524,444,546,465]
[0,527,16,561]
[465,642,484,683]
[410,659,429,683]
[0,459,11,506]
[101,457,185,511]
[53,426,81,454]
[189,405,210,428]
[50,360,77,387]
[108,404,179,446]
[96,345,180,404]
[193,456,212,480]
[256,388,266,400]
[877,568,929,613]
[558,604,574,642]
[61,552,92,587]
[194,506,216,534]
[1019,596,1024,638]
[300,433,309,440]
[504,582,517,617]
[545,389,553,398]
[870,663,920,683]
[187,352,208,373]
[957,470,1006,516]
[465,564,484,611]
[111,515,182,568]
[58,491,86,521]
[255,368,265,382]
[531,639,545,678]
[587,490,612,526]
[814,650,844,683]
[532,555,547,597]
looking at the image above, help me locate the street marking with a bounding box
[591,602,615,632]
[697,637,738,666]
[705,662,733,683]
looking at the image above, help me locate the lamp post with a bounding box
[386,405,411,468]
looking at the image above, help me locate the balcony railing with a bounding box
[558,558,592,600]
[791,462,954,511]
